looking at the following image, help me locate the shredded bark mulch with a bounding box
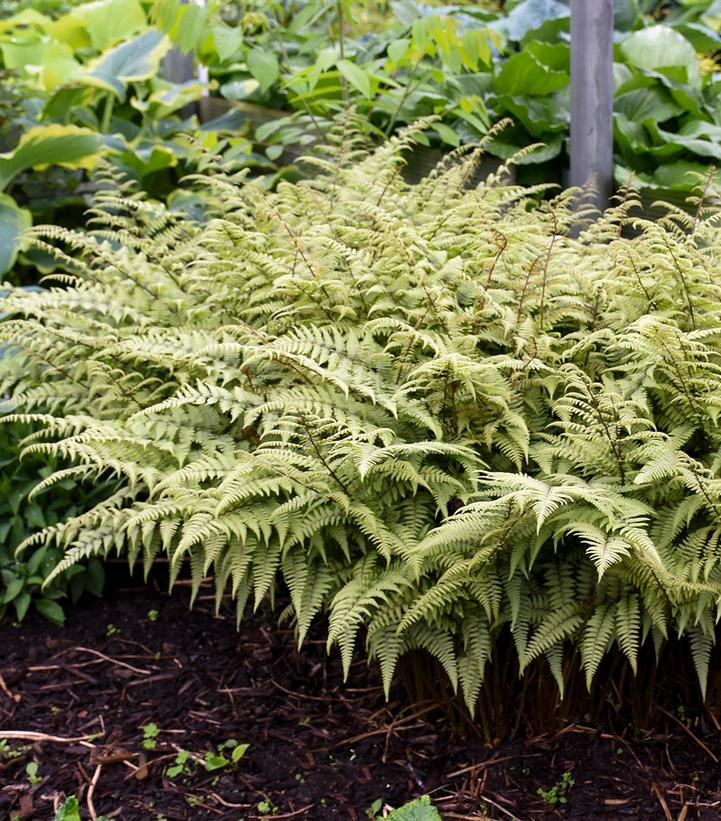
[1,583,721,820]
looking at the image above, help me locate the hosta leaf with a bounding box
[620,27,701,89]
[70,0,146,50]
[0,194,31,275]
[88,30,170,99]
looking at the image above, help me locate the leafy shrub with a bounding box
[0,419,106,624]
[3,123,721,711]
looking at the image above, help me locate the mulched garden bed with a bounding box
[2,582,721,820]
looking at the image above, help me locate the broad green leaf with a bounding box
[498,0,568,42]
[0,194,31,274]
[169,2,208,53]
[88,30,170,100]
[212,23,243,63]
[0,9,50,35]
[150,0,181,32]
[387,38,410,66]
[486,128,563,164]
[337,59,372,98]
[386,796,442,821]
[0,125,101,192]
[646,121,721,161]
[2,578,24,604]
[231,743,249,763]
[54,796,81,821]
[35,598,66,625]
[620,27,701,89]
[0,38,83,90]
[495,42,569,96]
[435,122,460,146]
[614,87,684,123]
[70,0,146,50]
[220,78,260,101]
[616,159,721,192]
[496,91,568,137]
[136,80,207,116]
[672,22,721,53]
[247,48,280,93]
[50,14,92,50]
[14,591,31,622]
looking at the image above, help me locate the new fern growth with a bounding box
[3,122,721,711]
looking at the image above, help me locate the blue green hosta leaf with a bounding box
[0,125,101,192]
[620,27,701,89]
[497,0,568,43]
[88,30,170,100]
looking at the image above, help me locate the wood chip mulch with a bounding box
[2,584,721,820]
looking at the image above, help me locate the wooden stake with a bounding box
[570,0,615,211]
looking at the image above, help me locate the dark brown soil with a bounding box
[1,583,721,820]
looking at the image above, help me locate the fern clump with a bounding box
[3,125,721,712]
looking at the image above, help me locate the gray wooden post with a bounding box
[570,0,614,212]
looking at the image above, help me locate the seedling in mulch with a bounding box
[54,796,112,821]
[142,723,160,750]
[105,623,120,636]
[0,740,28,760]
[25,761,42,785]
[257,800,273,814]
[167,740,249,781]
[537,771,574,806]
[147,609,159,622]
[366,798,383,818]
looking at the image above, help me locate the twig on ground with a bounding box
[0,731,97,746]
[259,804,315,819]
[446,755,515,780]
[0,673,21,702]
[651,782,674,821]
[656,707,719,764]
[70,647,151,676]
[86,763,103,821]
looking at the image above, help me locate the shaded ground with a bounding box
[1,583,721,820]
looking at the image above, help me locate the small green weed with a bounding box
[141,723,160,750]
[167,740,249,780]
[25,761,41,785]
[538,771,574,806]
